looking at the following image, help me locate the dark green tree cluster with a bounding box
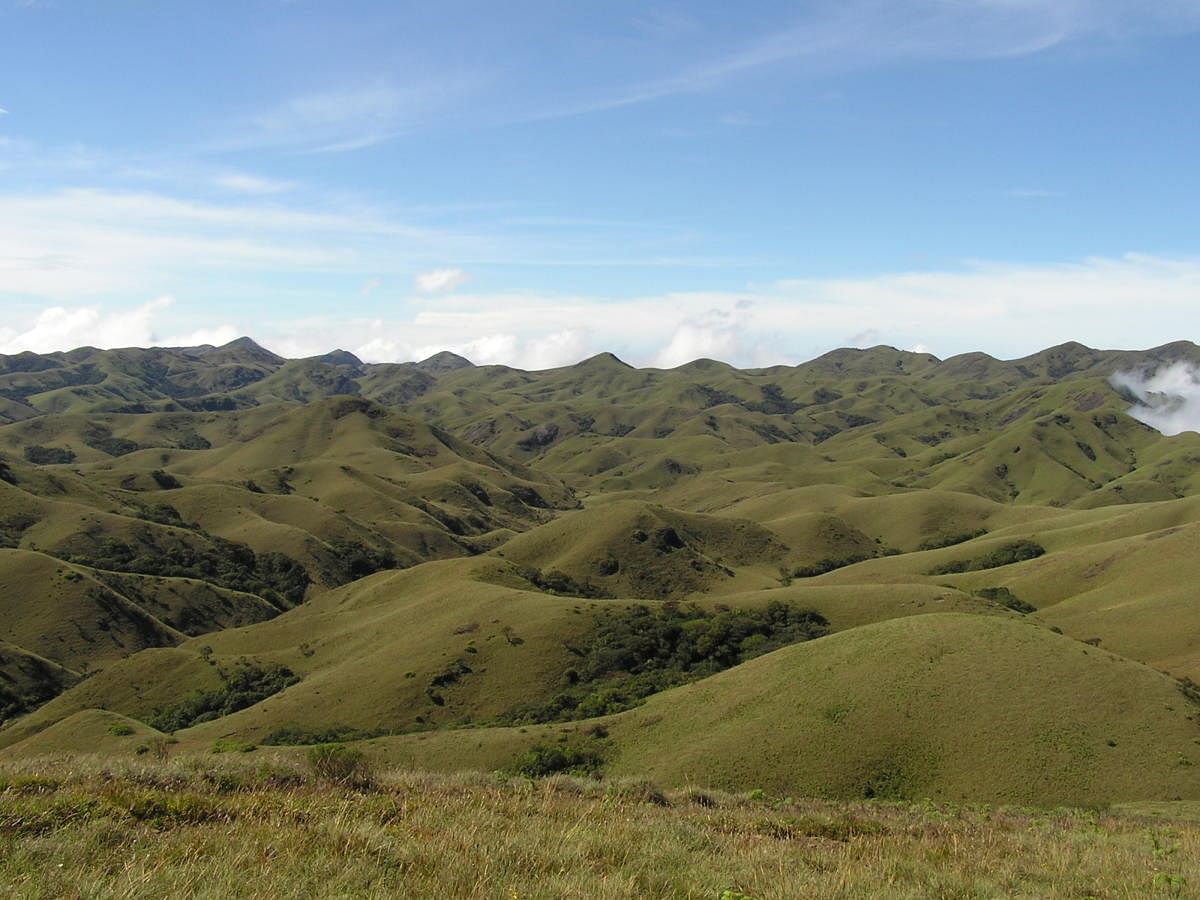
[929,540,1045,575]
[82,426,139,458]
[789,552,874,578]
[71,531,309,606]
[503,601,828,723]
[148,662,299,732]
[23,445,75,465]
[323,539,397,585]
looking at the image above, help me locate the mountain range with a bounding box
[3,336,1200,806]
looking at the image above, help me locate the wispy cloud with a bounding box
[213,171,294,194]
[415,267,469,293]
[0,187,486,299]
[219,77,482,153]
[530,1,1200,120]
[0,184,755,304]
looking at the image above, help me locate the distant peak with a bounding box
[203,336,285,364]
[221,336,267,352]
[415,350,474,372]
[577,352,633,369]
[313,349,364,369]
[674,357,731,372]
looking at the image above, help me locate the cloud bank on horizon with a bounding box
[2,252,1198,372]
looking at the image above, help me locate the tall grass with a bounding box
[1,755,1198,898]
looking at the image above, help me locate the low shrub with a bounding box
[976,586,1036,614]
[918,529,987,551]
[322,540,398,586]
[82,426,139,458]
[791,553,873,578]
[306,743,373,786]
[262,724,387,746]
[513,564,611,599]
[510,742,604,778]
[150,469,181,489]
[211,738,257,754]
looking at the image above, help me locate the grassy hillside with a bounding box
[5,338,1200,811]
[4,757,1200,899]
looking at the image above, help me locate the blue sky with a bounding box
[1,0,1199,367]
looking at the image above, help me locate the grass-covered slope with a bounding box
[6,758,1199,900]
[344,614,1200,806]
[6,337,1200,807]
[605,614,1200,805]
[495,500,786,599]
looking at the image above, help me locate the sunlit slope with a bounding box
[0,398,575,716]
[0,648,220,749]
[366,614,1200,805]
[606,613,1200,804]
[5,335,1200,806]
[495,500,787,598]
[780,494,1200,679]
[0,549,283,675]
[6,338,1199,513]
[0,558,620,749]
[2,708,164,757]
[0,551,1015,751]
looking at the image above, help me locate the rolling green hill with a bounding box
[4,337,1200,807]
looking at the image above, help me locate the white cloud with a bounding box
[1111,363,1200,436]
[848,329,880,349]
[654,308,748,368]
[0,107,8,116]
[352,328,585,370]
[524,329,589,370]
[254,253,1200,368]
[160,325,243,348]
[0,296,231,354]
[415,267,470,293]
[213,172,294,195]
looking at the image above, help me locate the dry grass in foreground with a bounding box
[1,755,1198,899]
